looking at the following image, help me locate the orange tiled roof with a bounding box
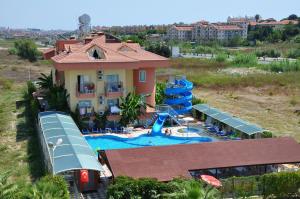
[215,25,243,30]
[174,26,193,31]
[52,35,168,64]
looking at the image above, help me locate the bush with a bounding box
[261,131,273,138]
[145,43,171,57]
[192,96,206,105]
[155,82,166,104]
[232,53,257,67]
[215,53,227,63]
[256,49,281,58]
[14,39,41,62]
[261,171,300,198]
[21,175,69,199]
[8,47,17,55]
[107,176,176,199]
[287,48,300,59]
[258,60,300,72]
[294,35,300,43]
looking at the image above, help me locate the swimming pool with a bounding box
[178,127,204,133]
[85,134,214,150]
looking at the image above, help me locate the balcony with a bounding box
[76,83,96,98]
[105,81,123,98]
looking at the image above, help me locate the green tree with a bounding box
[288,14,298,20]
[119,92,148,126]
[155,82,166,104]
[145,43,171,57]
[0,172,18,199]
[37,72,53,90]
[14,39,40,62]
[165,179,221,199]
[255,14,261,22]
[46,85,69,112]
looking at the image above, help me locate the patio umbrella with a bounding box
[200,175,222,188]
[182,117,194,130]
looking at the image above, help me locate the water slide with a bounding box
[151,113,168,135]
[164,77,193,115]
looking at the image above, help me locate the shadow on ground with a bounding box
[16,100,45,181]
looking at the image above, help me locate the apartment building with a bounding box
[249,19,299,30]
[168,21,247,41]
[167,25,193,41]
[47,32,169,122]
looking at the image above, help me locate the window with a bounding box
[107,98,119,108]
[139,70,146,82]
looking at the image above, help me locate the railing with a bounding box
[76,85,95,98]
[104,81,123,97]
[155,104,182,125]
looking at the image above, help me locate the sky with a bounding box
[1,0,299,30]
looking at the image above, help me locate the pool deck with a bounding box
[83,124,219,141]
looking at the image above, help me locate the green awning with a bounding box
[193,104,264,135]
[38,111,103,174]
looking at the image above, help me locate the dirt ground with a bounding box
[194,86,300,141]
[0,50,51,82]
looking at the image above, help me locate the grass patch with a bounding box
[0,83,45,186]
[171,58,228,71]
[258,60,300,72]
[187,71,300,89]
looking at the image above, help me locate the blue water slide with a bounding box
[164,78,193,115]
[151,113,168,135]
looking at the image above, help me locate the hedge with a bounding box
[220,171,300,198]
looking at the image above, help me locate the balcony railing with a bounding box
[76,84,96,98]
[105,81,123,98]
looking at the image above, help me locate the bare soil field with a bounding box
[194,86,300,141]
[0,50,51,82]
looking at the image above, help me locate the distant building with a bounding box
[167,20,246,42]
[249,20,299,30]
[167,25,193,41]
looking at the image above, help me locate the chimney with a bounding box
[84,37,93,44]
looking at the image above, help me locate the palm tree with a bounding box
[0,171,18,199]
[119,92,148,127]
[37,72,53,90]
[46,85,69,112]
[164,179,220,199]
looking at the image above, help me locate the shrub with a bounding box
[261,171,300,198]
[155,82,166,104]
[256,49,281,58]
[287,48,300,59]
[215,53,227,63]
[258,60,300,72]
[107,176,176,199]
[21,175,69,199]
[294,35,300,43]
[261,131,273,138]
[145,43,171,57]
[14,39,41,62]
[8,47,17,55]
[232,53,257,67]
[192,96,206,105]
[27,81,36,97]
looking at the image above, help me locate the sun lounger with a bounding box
[82,129,89,135]
[92,128,99,133]
[105,128,112,133]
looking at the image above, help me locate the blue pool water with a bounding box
[85,134,214,150]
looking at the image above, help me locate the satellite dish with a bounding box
[79,14,91,24]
